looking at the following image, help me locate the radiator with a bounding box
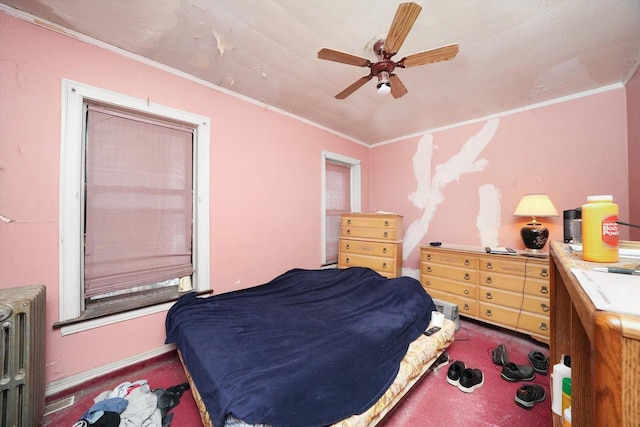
[0,285,46,427]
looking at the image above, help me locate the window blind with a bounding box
[325,161,351,264]
[83,105,194,298]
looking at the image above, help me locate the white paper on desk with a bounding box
[571,268,640,317]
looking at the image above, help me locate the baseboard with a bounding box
[45,343,176,398]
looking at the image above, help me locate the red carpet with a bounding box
[43,318,549,426]
[384,318,551,426]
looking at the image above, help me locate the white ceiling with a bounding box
[3,0,640,145]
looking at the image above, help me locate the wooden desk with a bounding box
[549,241,640,426]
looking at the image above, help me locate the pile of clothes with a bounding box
[72,379,190,427]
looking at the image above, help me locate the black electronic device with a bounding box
[563,208,581,243]
[429,242,442,246]
[423,326,441,336]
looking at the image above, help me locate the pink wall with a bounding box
[0,14,370,384]
[627,67,640,240]
[371,90,630,272]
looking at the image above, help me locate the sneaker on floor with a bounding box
[446,360,465,386]
[432,351,450,371]
[528,350,550,375]
[501,362,536,382]
[458,368,484,393]
[491,343,510,366]
[514,384,546,409]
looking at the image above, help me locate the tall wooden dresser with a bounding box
[420,244,551,342]
[338,213,403,278]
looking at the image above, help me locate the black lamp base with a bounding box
[520,222,549,250]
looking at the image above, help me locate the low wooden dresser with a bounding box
[420,244,550,342]
[550,241,640,426]
[338,213,403,278]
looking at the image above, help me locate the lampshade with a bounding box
[514,194,558,252]
[513,194,559,218]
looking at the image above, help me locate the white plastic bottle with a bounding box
[551,356,571,416]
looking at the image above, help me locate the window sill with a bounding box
[54,290,212,336]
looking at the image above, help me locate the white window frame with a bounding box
[59,79,210,335]
[320,150,361,265]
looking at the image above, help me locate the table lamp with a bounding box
[513,193,558,253]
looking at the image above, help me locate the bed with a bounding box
[165,267,455,427]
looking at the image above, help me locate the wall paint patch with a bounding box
[403,119,499,260]
[476,184,501,246]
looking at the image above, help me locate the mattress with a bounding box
[166,267,450,426]
[180,318,456,427]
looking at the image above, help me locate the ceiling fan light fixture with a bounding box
[377,71,391,95]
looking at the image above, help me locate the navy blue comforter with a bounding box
[165,267,435,427]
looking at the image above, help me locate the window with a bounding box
[59,79,210,334]
[321,151,361,265]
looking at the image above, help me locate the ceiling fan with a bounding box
[317,2,458,99]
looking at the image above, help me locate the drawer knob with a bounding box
[485,262,493,270]
[540,286,549,295]
[485,309,493,317]
[485,276,493,284]
[464,304,470,311]
[541,303,550,312]
[382,248,387,254]
[427,254,432,260]
[427,266,432,272]
[383,231,389,238]
[345,257,350,264]
[345,244,350,250]
[464,273,471,281]
[464,259,470,266]
[539,322,549,332]
[486,292,492,299]
[425,280,432,286]
[464,289,470,295]
[347,219,351,225]
[384,220,389,227]
[346,229,351,235]
[540,269,549,278]
[382,262,387,269]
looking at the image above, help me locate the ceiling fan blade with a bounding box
[335,76,372,99]
[318,48,371,67]
[401,44,459,68]
[384,2,422,55]
[389,74,408,99]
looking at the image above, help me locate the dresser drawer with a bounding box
[340,226,400,241]
[480,257,550,281]
[421,275,477,299]
[479,303,549,337]
[516,311,550,338]
[340,239,398,257]
[524,262,551,281]
[479,286,550,316]
[521,294,551,317]
[426,289,478,317]
[523,279,550,298]
[341,214,401,231]
[479,271,551,298]
[479,302,520,328]
[479,286,523,310]
[341,214,402,241]
[421,263,478,284]
[479,257,527,276]
[338,253,397,274]
[421,250,478,269]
